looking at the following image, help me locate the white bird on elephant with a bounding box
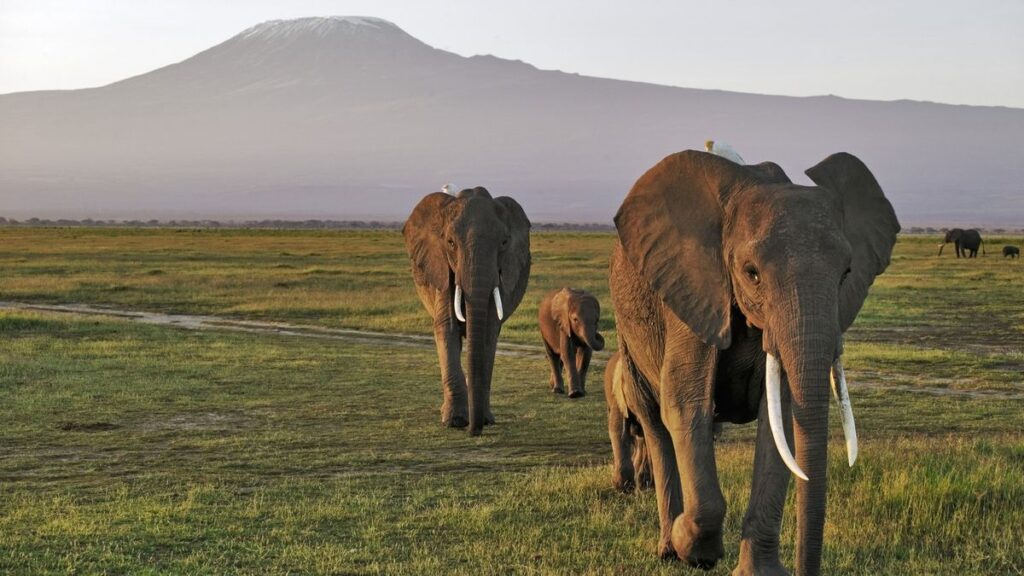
[705,140,745,165]
[442,183,458,196]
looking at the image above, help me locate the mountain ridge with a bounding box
[2,16,1022,226]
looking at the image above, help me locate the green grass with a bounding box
[0,311,1021,574]
[0,228,616,348]
[0,228,1022,574]
[1,228,1021,394]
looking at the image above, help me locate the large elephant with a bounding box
[938,228,985,258]
[609,151,899,575]
[538,287,605,397]
[403,187,531,435]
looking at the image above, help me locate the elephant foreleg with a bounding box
[734,383,793,576]
[544,341,565,394]
[432,288,468,428]
[575,346,593,396]
[560,333,584,398]
[617,352,683,559]
[662,344,726,570]
[635,405,682,558]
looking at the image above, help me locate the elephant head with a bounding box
[938,228,964,256]
[615,151,899,573]
[403,187,531,435]
[551,288,605,351]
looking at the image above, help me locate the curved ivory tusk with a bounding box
[493,286,504,321]
[453,285,466,323]
[766,353,808,481]
[830,359,858,466]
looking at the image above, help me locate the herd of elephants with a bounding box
[400,148,1016,575]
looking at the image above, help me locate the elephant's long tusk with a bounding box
[493,286,504,321]
[830,358,858,466]
[453,285,466,323]
[766,353,808,481]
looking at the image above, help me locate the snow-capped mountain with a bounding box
[1,16,1022,225]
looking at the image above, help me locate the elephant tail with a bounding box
[981,238,986,256]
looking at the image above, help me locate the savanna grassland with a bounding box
[0,227,1022,575]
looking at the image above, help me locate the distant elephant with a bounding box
[1003,245,1020,258]
[403,187,531,435]
[938,228,985,258]
[609,151,899,574]
[538,287,605,397]
[604,351,652,492]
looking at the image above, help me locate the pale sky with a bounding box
[1,0,1022,108]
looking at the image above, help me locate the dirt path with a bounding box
[0,300,567,361]
[2,301,1020,400]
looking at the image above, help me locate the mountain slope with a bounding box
[2,16,1022,225]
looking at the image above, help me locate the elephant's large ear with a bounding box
[549,288,570,333]
[615,151,764,349]
[806,153,900,331]
[403,192,455,290]
[494,196,532,316]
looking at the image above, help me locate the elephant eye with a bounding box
[743,263,760,285]
[447,237,455,250]
[501,236,509,248]
[841,267,852,284]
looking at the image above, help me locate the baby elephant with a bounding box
[538,287,605,398]
[1003,245,1020,258]
[605,351,652,492]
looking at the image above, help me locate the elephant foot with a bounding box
[672,516,724,570]
[465,408,494,435]
[442,415,468,428]
[657,537,677,561]
[567,388,586,399]
[732,541,789,576]
[441,402,469,428]
[551,385,565,394]
[612,469,636,493]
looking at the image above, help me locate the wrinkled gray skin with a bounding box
[1002,245,1019,258]
[609,151,899,575]
[538,287,605,398]
[403,187,531,435]
[938,228,984,258]
[604,351,653,492]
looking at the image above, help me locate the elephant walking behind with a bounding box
[403,187,531,435]
[1003,245,1020,258]
[604,351,652,492]
[607,150,899,575]
[538,287,605,397]
[938,228,985,258]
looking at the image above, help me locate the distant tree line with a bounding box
[0,217,1017,234]
[0,217,404,230]
[903,226,1023,235]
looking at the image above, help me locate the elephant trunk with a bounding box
[462,262,501,436]
[580,325,605,351]
[937,243,945,256]
[773,297,838,576]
